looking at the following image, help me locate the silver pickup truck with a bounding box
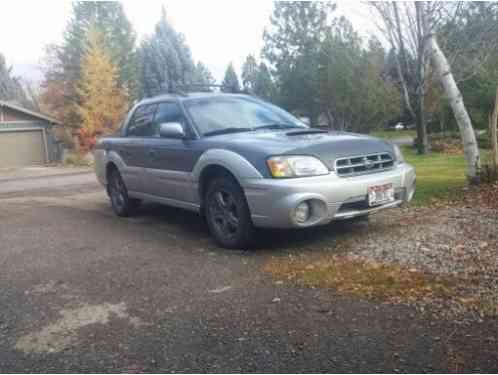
[95,93,416,248]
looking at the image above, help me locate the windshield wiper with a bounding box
[203,127,253,137]
[253,123,300,131]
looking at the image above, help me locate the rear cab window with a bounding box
[126,104,158,137]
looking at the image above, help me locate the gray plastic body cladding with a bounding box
[243,163,415,228]
[191,148,264,203]
[96,147,264,210]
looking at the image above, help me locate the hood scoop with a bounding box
[286,129,328,136]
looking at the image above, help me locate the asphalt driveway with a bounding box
[1,173,497,372]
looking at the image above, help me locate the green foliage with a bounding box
[138,7,195,97]
[221,63,240,93]
[192,62,215,90]
[262,3,401,130]
[0,53,32,108]
[241,55,276,100]
[253,63,276,101]
[41,2,136,129]
[60,1,137,95]
[318,20,401,132]
[435,3,498,132]
[263,2,333,123]
[241,54,258,91]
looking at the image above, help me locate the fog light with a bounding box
[294,201,311,223]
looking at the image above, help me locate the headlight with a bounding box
[267,156,329,178]
[393,145,405,164]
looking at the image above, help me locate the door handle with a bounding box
[148,149,158,158]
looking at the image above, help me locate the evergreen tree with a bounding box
[253,62,275,101]
[221,63,240,93]
[241,54,258,91]
[0,53,31,108]
[138,6,195,97]
[317,18,400,132]
[262,2,334,123]
[40,2,137,129]
[193,62,215,90]
[75,27,128,152]
[60,1,137,93]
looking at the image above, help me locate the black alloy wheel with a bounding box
[108,169,140,217]
[205,177,254,249]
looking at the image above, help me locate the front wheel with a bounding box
[205,177,254,249]
[107,169,140,217]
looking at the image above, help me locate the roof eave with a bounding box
[0,100,62,125]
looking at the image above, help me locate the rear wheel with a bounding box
[205,177,254,249]
[107,169,140,217]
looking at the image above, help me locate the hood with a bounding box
[205,129,395,177]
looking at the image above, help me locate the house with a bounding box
[0,101,62,167]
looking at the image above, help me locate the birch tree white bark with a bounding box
[427,34,480,182]
[490,86,498,168]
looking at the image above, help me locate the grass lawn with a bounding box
[371,129,417,140]
[402,146,468,205]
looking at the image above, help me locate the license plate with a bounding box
[368,183,394,206]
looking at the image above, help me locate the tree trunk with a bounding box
[491,86,498,168]
[428,35,481,182]
[391,5,416,122]
[415,95,429,154]
[393,3,411,85]
[414,2,429,154]
[326,109,335,130]
[439,109,445,136]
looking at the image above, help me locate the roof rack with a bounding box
[173,83,253,94]
[163,83,253,97]
[173,83,225,93]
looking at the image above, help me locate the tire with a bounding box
[205,176,254,249]
[107,169,140,217]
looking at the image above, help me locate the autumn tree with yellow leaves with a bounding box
[76,27,129,152]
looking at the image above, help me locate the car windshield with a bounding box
[183,96,307,136]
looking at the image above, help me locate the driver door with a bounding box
[143,102,200,203]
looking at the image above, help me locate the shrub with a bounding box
[63,152,94,167]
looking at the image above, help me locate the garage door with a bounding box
[0,130,46,167]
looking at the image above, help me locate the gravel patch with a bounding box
[336,204,498,320]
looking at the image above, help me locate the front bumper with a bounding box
[242,163,416,228]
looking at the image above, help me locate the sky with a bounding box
[0,0,375,84]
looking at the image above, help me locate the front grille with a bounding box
[334,152,394,177]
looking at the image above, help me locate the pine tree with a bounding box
[0,53,31,108]
[241,54,258,91]
[262,2,334,122]
[138,6,195,97]
[193,62,215,90]
[75,27,128,152]
[221,63,240,93]
[60,2,137,93]
[41,2,137,130]
[254,62,275,101]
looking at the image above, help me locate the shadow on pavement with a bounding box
[132,201,362,253]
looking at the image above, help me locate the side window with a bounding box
[154,102,185,130]
[127,104,158,137]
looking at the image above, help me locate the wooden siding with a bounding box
[0,106,45,122]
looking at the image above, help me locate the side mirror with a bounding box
[159,122,185,139]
